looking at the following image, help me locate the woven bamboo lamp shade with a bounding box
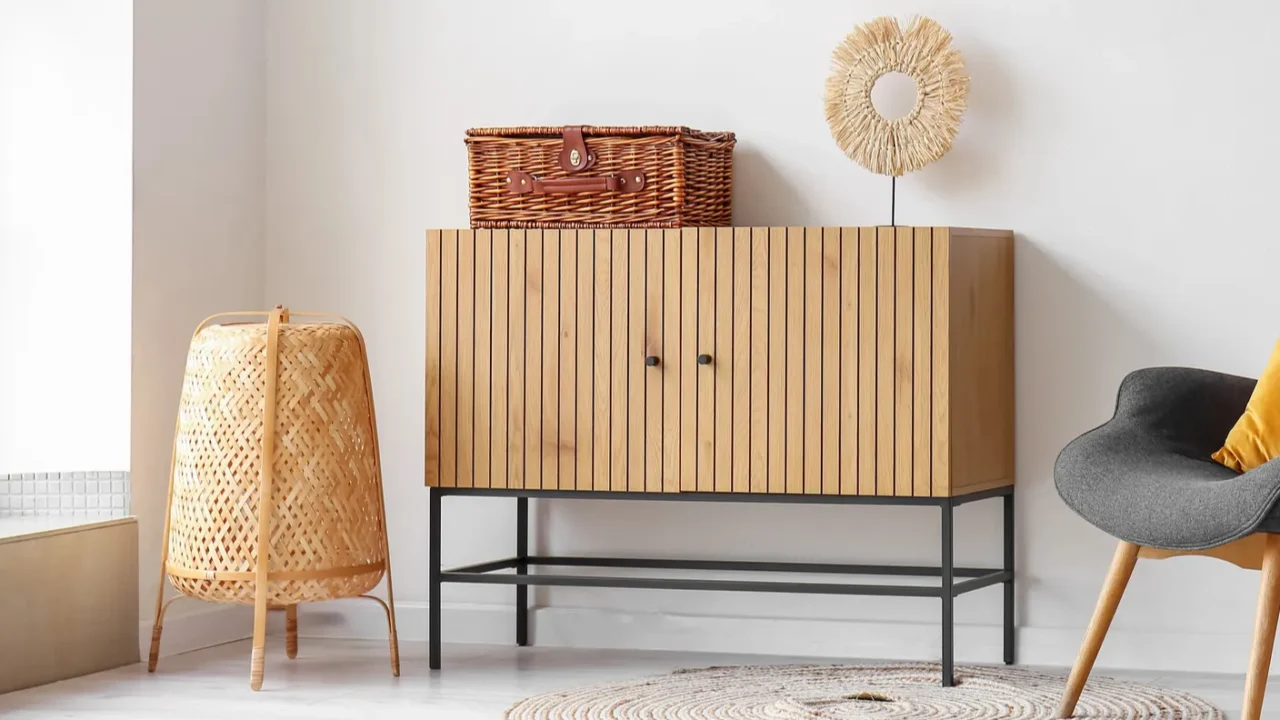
[147,307,399,690]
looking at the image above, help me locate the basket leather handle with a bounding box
[558,126,596,173]
[507,169,646,195]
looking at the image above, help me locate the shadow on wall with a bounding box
[732,146,811,226]
[1015,236,1168,623]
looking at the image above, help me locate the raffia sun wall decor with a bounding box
[824,16,969,177]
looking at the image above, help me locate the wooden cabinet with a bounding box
[427,226,1013,497]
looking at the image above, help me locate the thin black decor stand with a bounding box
[891,175,897,227]
[427,486,1015,687]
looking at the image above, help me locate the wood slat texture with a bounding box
[426,226,1014,498]
[839,227,858,495]
[491,229,510,489]
[875,227,895,496]
[803,228,822,494]
[680,228,698,492]
[508,230,526,489]
[611,230,629,492]
[524,230,542,490]
[426,230,442,487]
[785,227,804,494]
[894,226,913,497]
[821,227,840,496]
[663,229,682,493]
[931,228,950,497]
[474,229,493,488]
[714,227,734,493]
[912,229,932,497]
[766,227,787,495]
[594,231,612,491]
[629,230,647,492]
[732,227,751,494]
[575,229,594,491]
[441,229,459,488]
[646,229,664,492]
[749,227,769,493]
[558,230,577,491]
[541,231,558,490]
[696,228,716,492]
[456,230,476,488]
[857,228,877,496]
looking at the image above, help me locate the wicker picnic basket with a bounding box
[148,307,398,690]
[466,125,735,228]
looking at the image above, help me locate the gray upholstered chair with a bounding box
[1055,367,1280,720]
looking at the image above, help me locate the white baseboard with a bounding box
[285,601,1259,676]
[138,603,253,660]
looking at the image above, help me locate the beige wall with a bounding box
[132,0,264,642]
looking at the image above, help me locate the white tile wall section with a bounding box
[0,471,130,518]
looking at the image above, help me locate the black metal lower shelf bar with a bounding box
[441,570,943,597]
[440,556,1005,599]
[523,555,993,578]
[445,557,521,575]
[950,570,1014,597]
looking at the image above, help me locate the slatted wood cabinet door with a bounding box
[427,227,1014,498]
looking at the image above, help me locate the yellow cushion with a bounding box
[1214,340,1280,472]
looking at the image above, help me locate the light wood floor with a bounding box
[0,639,1277,719]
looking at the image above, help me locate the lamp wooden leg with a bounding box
[250,596,268,691]
[285,605,298,660]
[147,586,168,672]
[150,415,183,673]
[249,307,284,691]
[385,578,401,677]
[1242,534,1280,720]
[1058,541,1140,718]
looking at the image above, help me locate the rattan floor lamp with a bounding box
[147,307,399,690]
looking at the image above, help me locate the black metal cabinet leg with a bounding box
[429,487,442,670]
[516,497,530,647]
[941,499,955,687]
[1003,491,1015,665]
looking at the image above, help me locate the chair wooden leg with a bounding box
[1242,534,1280,720]
[285,605,298,660]
[1058,541,1140,718]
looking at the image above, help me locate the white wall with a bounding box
[0,1,132,473]
[133,0,264,636]
[262,0,1280,672]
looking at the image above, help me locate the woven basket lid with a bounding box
[466,125,735,143]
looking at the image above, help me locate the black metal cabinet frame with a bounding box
[427,485,1014,686]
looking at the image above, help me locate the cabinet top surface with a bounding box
[427,226,1012,235]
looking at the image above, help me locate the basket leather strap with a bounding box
[558,126,596,173]
[506,169,646,195]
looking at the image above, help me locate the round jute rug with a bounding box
[505,663,1222,719]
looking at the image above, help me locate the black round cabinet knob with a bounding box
[697,354,712,365]
[645,356,660,367]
